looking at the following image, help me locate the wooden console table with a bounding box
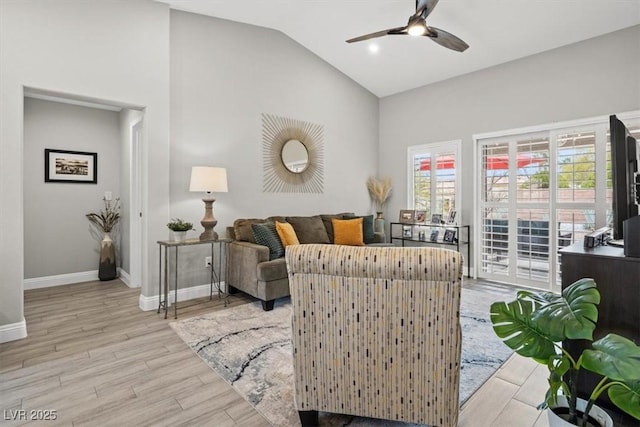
[559,242,640,426]
[157,238,231,319]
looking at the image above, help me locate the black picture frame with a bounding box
[443,228,457,243]
[45,149,97,184]
[446,209,457,224]
[402,225,413,238]
[430,213,442,224]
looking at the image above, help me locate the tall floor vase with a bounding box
[99,232,117,281]
[375,212,386,242]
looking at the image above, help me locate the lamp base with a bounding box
[199,230,218,241]
[200,196,219,241]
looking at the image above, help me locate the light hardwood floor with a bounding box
[0,279,549,426]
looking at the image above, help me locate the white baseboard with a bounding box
[138,281,227,311]
[118,269,131,286]
[0,318,27,343]
[23,271,99,290]
[118,269,140,288]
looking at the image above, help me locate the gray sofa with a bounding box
[226,213,386,311]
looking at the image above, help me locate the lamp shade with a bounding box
[189,166,228,193]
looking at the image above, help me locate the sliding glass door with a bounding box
[477,115,639,290]
[479,132,552,286]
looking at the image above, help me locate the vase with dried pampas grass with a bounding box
[366,176,392,218]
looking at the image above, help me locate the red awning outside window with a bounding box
[419,154,544,171]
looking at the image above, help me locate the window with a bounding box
[408,141,461,221]
[475,113,640,290]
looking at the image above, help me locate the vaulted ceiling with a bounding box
[156,0,640,97]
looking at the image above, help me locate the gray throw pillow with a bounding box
[251,222,285,260]
[320,214,342,243]
[286,215,331,244]
[234,218,266,243]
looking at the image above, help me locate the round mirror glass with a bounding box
[281,139,309,173]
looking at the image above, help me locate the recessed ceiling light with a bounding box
[368,43,379,54]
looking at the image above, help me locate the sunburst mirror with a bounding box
[262,113,324,193]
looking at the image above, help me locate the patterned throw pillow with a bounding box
[251,222,285,260]
[275,221,300,246]
[332,218,365,246]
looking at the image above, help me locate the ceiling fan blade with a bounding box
[346,26,408,43]
[416,0,440,19]
[426,26,469,52]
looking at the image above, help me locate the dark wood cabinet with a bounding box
[559,243,640,426]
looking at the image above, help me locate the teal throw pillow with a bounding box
[360,215,375,244]
[343,214,375,244]
[251,222,285,260]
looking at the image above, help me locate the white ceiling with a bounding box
[156,0,640,98]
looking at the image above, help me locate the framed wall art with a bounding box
[45,149,97,184]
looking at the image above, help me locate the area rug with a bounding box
[170,282,517,426]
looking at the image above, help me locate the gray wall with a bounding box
[379,25,640,269]
[169,11,380,286]
[23,98,121,279]
[0,0,170,336]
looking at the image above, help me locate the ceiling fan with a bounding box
[346,0,469,52]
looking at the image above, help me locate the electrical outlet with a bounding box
[204,256,212,267]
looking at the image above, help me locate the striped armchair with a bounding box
[286,244,463,427]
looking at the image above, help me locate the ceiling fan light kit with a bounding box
[346,0,469,52]
[407,20,427,36]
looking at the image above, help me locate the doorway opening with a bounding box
[22,87,146,292]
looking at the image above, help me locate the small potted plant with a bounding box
[167,218,193,242]
[490,278,640,427]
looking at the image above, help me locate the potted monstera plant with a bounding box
[490,278,640,427]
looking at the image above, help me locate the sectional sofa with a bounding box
[226,213,386,310]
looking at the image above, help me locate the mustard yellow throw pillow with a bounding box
[332,218,364,246]
[275,221,300,246]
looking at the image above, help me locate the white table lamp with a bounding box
[189,166,228,240]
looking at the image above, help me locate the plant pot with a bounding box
[172,230,187,242]
[547,396,613,427]
[99,232,117,281]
